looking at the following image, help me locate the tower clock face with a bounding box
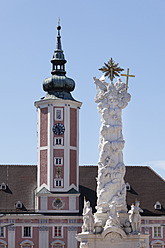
[53,123,65,135]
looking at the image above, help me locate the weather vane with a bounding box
[99,58,124,82]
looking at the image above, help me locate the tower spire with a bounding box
[51,21,67,76]
[43,21,76,101]
[56,18,62,50]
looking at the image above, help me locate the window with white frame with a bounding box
[54,157,63,166]
[23,226,32,238]
[0,183,6,191]
[53,226,63,237]
[54,179,63,187]
[125,182,131,191]
[16,200,22,209]
[55,138,63,146]
[0,227,5,238]
[55,108,63,121]
[154,201,162,210]
[153,226,163,238]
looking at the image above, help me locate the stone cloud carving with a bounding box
[94,77,131,216]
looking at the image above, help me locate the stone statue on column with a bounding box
[93,59,131,229]
[128,201,143,234]
[77,59,149,248]
[82,198,94,233]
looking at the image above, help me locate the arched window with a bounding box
[0,183,6,191]
[20,240,34,248]
[16,200,23,209]
[125,182,131,191]
[51,240,65,248]
[154,201,162,210]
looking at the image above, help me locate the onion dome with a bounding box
[43,23,75,101]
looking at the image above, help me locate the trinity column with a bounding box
[77,58,149,248]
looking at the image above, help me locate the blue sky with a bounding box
[0,0,165,179]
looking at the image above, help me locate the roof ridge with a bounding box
[148,166,165,183]
[125,165,149,168]
[0,164,37,167]
[79,165,150,168]
[79,165,97,167]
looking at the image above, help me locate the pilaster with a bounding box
[8,226,15,248]
[39,226,49,248]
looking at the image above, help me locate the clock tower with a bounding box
[34,24,82,213]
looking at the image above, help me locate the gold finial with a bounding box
[121,68,135,92]
[99,58,124,82]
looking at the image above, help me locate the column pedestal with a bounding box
[77,231,149,248]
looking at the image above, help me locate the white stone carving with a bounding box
[80,241,89,248]
[76,76,149,248]
[128,201,143,234]
[104,232,122,242]
[105,201,120,229]
[94,77,131,219]
[82,198,94,233]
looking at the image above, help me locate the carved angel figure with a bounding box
[93,76,107,92]
[82,198,94,233]
[128,201,143,233]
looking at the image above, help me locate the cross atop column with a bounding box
[121,68,135,92]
